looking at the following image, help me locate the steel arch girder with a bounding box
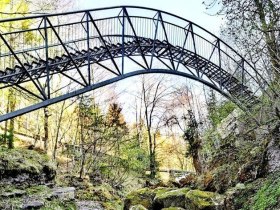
[0,69,240,122]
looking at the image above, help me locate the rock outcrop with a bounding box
[124,187,225,210]
[0,148,56,187]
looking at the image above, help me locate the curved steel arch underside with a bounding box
[0,6,271,122]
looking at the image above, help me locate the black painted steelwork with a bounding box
[0,6,271,122]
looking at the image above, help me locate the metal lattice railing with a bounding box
[0,6,272,122]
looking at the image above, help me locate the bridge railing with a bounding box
[0,6,273,121]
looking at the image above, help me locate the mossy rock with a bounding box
[41,199,76,210]
[153,188,190,209]
[124,188,156,210]
[185,190,225,210]
[162,208,186,210]
[76,182,119,202]
[124,187,172,210]
[102,200,123,210]
[0,147,56,185]
[129,204,148,210]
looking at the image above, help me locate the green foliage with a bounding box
[208,101,236,127]
[26,185,51,197]
[0,133,8,146]
[246,176,280,210]
[7,129,14,149]
[183,110,199,156]
[121,136,149,173]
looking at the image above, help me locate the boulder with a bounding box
[52,187,75,200]
[153,188,190,209]
[124,187,172,210]
[1,189,26,198]
[266,134,280,173]
[129,204,148,210]
[216,109,243,139]
[0,148,56,187]
[185,190,225,210]
[22,200,44,209]
[76,201,104,210]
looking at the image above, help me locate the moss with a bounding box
[76,182,119,202]
[102,200,123,210]
[153,188,190,209]
[124,187,160,210]
[128,204,147,210]
[0,147,56,180]
[41,199,76,210]
[0,196,23,209]
[153,187,176,196]
[124,188,154,209]
[26,185,51,197]
[185,190,224,209]
[155,188,190,200]
[208,101,237,127]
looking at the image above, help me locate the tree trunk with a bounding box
[44,107,49,153]
[193,152,202,174]
[8,88,16,149]
[254,0,280,80]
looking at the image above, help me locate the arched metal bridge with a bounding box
[0,6,271,122]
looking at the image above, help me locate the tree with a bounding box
[165,85,205,174]
[76,95,98,178]
[183,109,202,174]
[106,103,128,153]
[106,103,127,130]
[0,0,33,149]
[140,76,174,178]
[204,0,280,82]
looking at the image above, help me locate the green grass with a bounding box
[41,200,76,210]
[241,175,280,210]
[251,177,280,210]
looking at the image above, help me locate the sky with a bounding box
[79,0,223,35]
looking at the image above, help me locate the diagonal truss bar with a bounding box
[200,40,219,78]
[87,12,122,76]
[0,34,47,100]
[123,7,150,70]
[15,84,44,100]
[46,17,88,86]
[176,24,191,71]
[189,23,199,78]
[158,12,176,70]
[150,12,160,69]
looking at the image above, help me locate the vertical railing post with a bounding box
[44,16,50,99]
[190,23,199,77]
[121,7,125,75]
[86,11,91,85]
[217,39,222,89]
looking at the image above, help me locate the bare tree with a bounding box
[139,75,175,178]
